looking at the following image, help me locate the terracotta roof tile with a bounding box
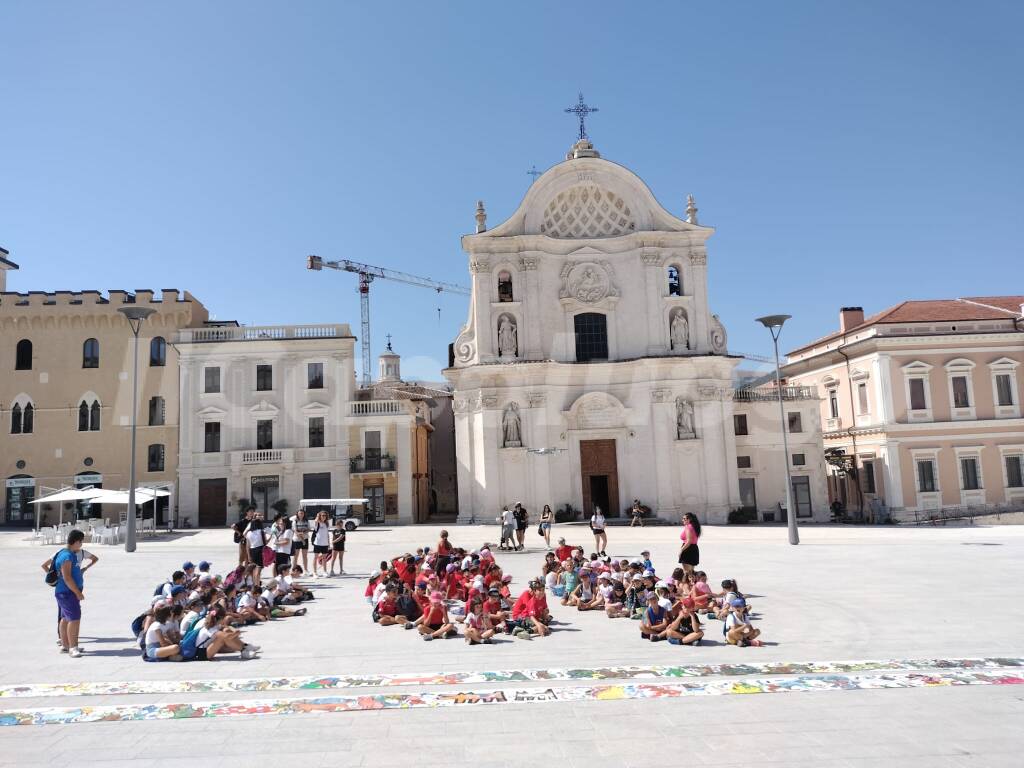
[788,295,1024,355]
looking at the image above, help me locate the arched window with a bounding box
[79,398,101,432]
[574,312,609,362]
[15,339,32,370]
[497,271,514,302]
[150,336,166,367]
[23,404,33,434]
[148,396,165,426]
[82,338,99,368]
[667,266,682,297]
[11,404,22,434]
[11,396,34,434]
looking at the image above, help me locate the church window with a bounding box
[15,339,32,370]
[11,404,23,434]
[667,266,682,296]
[82,338,100,368]
[574,313,608,362]
[497,271,514,302]
[79,398,101,431]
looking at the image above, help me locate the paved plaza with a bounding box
[2,522,1023,767]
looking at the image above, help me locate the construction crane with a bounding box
[735,351,775,364]
[306,255,471,387]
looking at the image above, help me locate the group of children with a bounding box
[131,557,315,662]
[542,540,763,647]
[367,530,555,643]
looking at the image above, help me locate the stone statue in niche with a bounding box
[709,314,728,354]
[497,315,518,357]
[670,309,689,351]
[676,398,695,439]
[502,402,522,447]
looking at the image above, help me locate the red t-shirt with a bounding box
[445,573,465,600]
[377,597,397,617]
[483,597,502,615]
[512,591,536,620]
[555,545,573,562]
[364,577,378,598]
[413,592,430,613]
[533,592,549,614]
[422,604,445,625]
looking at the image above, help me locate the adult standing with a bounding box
[290,508,311,571]
[590,506,607,557]
[629,499,645,528]
[514,502,528,551]
[678,512,701,576]
[499,506,515,551]
[436,529,454,574]
[539,505,553,549]
[53,529,86,657]
[232,507,254,565]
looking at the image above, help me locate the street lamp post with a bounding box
[118,306,156,553]
[756,314,799,546]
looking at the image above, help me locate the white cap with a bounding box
[658,597,673,610]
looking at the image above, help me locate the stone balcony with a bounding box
[177,324,351,344]
[232,448,293,466]
[350,456,397,474]
[733,386,818,402]
[349,400,405,417]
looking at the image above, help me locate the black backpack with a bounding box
[44,548,65,587]
[396,593,422,621]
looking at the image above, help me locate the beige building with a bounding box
[0,257,209,525]
[784,299,1024,519]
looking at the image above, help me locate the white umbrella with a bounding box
[87,487,169,505]
[29,487,100,528]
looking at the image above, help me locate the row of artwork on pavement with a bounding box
[1,656,1019,700]
[2,668,1023,727]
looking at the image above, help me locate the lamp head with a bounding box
[755,314,791,329]
[118,307,157,322]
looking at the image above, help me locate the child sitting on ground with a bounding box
[724,598,762,646]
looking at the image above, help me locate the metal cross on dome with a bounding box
[565,91,599,141]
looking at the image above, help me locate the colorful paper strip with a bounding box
[0,656,1019,700]
[2,669,1022,727]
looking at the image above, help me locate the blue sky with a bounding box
[2,1,1021,379]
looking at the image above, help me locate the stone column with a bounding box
[178,360,195,466]
[520,255,542,360]
[649,389,679,516]
[689,249,710,354]
[641,249,665,356]
[873,354,895,424]
[478,395,502,512]
[526,392,548,510]
[880,441,904,510]
[469,258,494,361]
[453,395,475,523]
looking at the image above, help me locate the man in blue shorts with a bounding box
[54,529,86,658]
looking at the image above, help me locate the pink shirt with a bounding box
[680,523,699,544]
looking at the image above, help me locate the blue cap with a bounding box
[198,561,212,571]
[729,598,747,608]
[170,585,186,596]
[182,561,195,571]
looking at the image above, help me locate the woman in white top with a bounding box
[310,511,332,577]
[243,516,268,579]
[590,507,608,556]
[272,516,294,569]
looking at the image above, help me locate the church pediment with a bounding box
[197,406,226,421]
[300,401,331,416]
[249,399,279,420]
[564,392,631,430]
[565,245,609,257]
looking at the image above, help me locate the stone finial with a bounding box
[685,194,698,225]
[475,200,487,233]
[566,138,601,160]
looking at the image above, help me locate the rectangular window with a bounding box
[828,389,839,419]
[996,374,1014,407]
[256,419,273,450]
[909,378,927,410]
[960,457,980,490]
[308,416,325,448]
[733,414,748,436]
[148,396,165,427]
[307,362,324,390]
[787,412,803,433]
[256,365,273,391]
[147,444,165,472]
[1007,456,1024,488]
[364,430,382,471]
[204,367,221,394]
[573,313,609,362]
[917,460,936,492]
[857,383,869,415]
[204,422,221,453]
[792,453,806,466]
[736,455,751,469]
[862,461,876,494]
[952,376,970,408]
[792,476,812,518]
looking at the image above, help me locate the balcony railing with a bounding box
[177,324,350,343]
[235,449,290,464]
[349,400,404,416]
[734,386,818,402]
[350,456,396,473]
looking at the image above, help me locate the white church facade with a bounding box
[445,138,828,524]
